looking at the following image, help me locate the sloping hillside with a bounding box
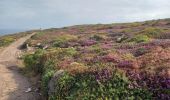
[24,19,170,99]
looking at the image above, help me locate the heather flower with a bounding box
[80,39,96,46]
[102,54,120,63]
[94,68,112,82]
[118,60,139,69]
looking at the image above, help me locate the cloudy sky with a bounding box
[1,0,170,29]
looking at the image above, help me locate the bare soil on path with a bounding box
[0,33,39,100]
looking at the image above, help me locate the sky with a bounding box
[1,0,170,30]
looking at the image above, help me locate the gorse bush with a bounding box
[128,34,150,43]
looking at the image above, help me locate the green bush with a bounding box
[0,36,15,47]
[24,49,45,73]
[128,34,150,43]
[142,27,163,38]
[53,34,77,47]
[31,32,45,39]
[49,69,152,100]
[42,70,55,95]
[24,47,77,74]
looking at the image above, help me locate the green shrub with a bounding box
[63,47,78,57]
[0,36,15,47]
[53,34,77,47]
[49,68,152,100]
[128,34,150,43]
[42,70,55,95]
[24,47,77,74]
[31,32,45,39]
[142,27,163,38]
[24,49,45,73]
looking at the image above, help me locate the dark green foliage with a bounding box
[24,49,45,73]
[42,70,55,95]
[50,69,152,100]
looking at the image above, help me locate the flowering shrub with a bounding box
[126,71,170,99]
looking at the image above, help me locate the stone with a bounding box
[25,88,32,93]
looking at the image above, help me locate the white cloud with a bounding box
[0,0,170,29]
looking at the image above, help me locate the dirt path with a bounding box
[0,33,39,100]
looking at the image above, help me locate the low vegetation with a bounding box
[23,19,170,99]
[0,31,33,47]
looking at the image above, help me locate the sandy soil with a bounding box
[0,33,39,100]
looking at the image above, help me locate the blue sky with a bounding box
[1,0,170,29]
